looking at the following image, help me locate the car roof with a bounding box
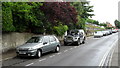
[32,35,55,37]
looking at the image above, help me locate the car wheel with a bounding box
[55,46,60,53]
[82,40,85,44]
[82,38,85,44]
[36,50,41,58]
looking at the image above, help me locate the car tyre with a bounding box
[82,39,85,44]
[55,46,60,53]
[36,50,41,58]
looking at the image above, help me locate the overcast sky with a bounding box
[87,0,120,26]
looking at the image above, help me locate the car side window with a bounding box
[79,32,83,37]
[50,36,56,42]
[39,37,43,43]
[43,36,50,43]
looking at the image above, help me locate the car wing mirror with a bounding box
[43,42,47,45]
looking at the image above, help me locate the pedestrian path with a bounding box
[0,49,16,61]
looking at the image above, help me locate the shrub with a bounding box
[53,24,68,36]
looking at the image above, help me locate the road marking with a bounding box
[74,46,77,48]
[56,52,61,55]
[70,48,73,50]
[49,55,55,58]
[64,50,68,52]
[25,63,34,66]
[99,39,118,66]
[39,58,46,62]
[108,46,116,66]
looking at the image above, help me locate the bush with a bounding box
[53,24,68,36]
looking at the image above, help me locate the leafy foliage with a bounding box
[99,23,107,27]
[70,2,94,30]
[114,20,120,28]
[53,24,68,36]
[2,2,95,36]
[87,19,99,25]
[2,3,15,32]
[41,2,78,25]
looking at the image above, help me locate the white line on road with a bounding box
[49,55,55,58]
[64,50,68,52]
[108,46,116,66]
[70,48,73,50]
[25,63,34,66]
[39,58,46,62]
[74,46,77,48]
[99,39,118,66]
[56,52,62,55]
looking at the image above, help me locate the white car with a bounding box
[112,29,117,33]
[102,31,108,36]
[94,31,103,38]
[102,30,110,36]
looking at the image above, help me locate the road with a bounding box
[1,32,119,67]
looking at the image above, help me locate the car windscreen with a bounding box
[70,30,78,34]
[26,37,41,43]
[95,31,102,33]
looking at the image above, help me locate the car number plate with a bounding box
[67,40,72,42]
[19,52,26,54]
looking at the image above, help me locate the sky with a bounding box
[87,0,120,26]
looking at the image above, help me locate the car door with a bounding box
[42,36,51,53]
[49,36,57,51]
[79,32,84,42]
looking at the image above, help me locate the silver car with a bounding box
[94,31,103,38]
[16,35,60,58]
[64,29,86,46]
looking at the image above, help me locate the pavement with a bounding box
[110,43,118,66]
[0,49,16,61]
[0,33,119,67]
[109,36,119,67]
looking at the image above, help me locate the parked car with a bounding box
[94,31,103,38]
[107,30,112,35]
[16,35,61,58]
[64,29,86,46]
[102,31,108,36]
[112,29,118,33]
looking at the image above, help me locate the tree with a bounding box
[2,2,70,36]
[99,23,107,27]
[41,2,78,25]
[70,2,94,29]
[80,2,94,19]
[2,2,44,33]
[114,20,120,28]
[86,19,99,25]
[2,2,16,32]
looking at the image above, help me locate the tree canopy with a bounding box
[114,20,120,28]
[2,2,95,36]
[41,2,78,25]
